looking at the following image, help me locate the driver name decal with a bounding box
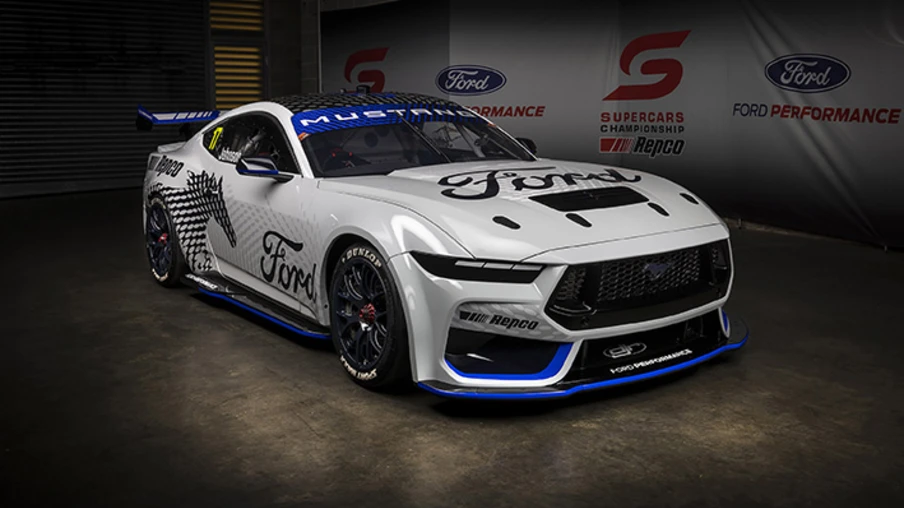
[260,231,317,303]
[437,168,642,200]
[218,148,242,163]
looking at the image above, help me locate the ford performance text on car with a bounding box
[139,91,747,400]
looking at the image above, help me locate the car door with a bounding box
[201,113,321,319]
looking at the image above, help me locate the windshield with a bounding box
[301,119,535,177]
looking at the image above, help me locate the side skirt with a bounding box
[182,273,331,340]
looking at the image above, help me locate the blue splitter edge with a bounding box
[418,334,748,400]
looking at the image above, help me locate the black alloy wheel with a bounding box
[329,244,410,389]
[334,258,388,371]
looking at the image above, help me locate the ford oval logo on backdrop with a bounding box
[765,54,851,93]
[436,65,506,96]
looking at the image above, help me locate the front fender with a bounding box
[315,190,473,323]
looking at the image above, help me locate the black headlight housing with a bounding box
[411,252,544,283]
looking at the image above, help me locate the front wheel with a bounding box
[329,244,410,390]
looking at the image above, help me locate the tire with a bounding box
[329,243,410,390]
[145,195,187,287]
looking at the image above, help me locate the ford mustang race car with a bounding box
[139,91,747,400]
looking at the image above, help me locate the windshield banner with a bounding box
[291,103,485,137]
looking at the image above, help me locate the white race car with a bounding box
[139,91,747,400]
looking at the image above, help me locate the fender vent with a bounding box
[529,186,648,212]
[680,193,699,205]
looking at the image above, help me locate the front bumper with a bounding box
[387,226,740,397]
[417,315,748,400]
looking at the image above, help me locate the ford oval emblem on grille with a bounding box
[765,54,851,93]
[436,65,506,96]
[643,262,672,280]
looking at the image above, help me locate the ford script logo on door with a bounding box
[436,65,506,96]
[765,54,851,93]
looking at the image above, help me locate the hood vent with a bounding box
[529,186,648,212]
[566,213,592,228]
[493,215,521,230]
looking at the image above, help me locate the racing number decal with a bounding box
[208,126,223,150]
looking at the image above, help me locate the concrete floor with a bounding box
[1,189,902,508]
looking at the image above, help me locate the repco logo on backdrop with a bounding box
[600,30,689,156]
[733,53,901,125]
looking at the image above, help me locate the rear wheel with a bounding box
[145,196,187,287]
[329,244,410,389]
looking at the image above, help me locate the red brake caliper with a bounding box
[158,233,168,245]
[358,303,376,325]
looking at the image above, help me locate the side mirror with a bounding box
[516,137,538,156]
[236,157,292,183]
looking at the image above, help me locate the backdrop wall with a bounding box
[322,0,904,249]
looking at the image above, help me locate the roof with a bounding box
[270,92,461,114]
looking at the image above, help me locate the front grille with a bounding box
[597,247,701,301]
[547,240,731,330]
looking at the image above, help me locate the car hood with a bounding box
[318,159,725,261]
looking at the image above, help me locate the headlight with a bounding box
[411,252,544,283]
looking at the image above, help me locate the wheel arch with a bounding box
[323,233,372,294]
[320,230,418,385]
[316,203,471,319]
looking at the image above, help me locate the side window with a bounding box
[202,119,243,162]
[202,115,300,174]
[421,122,475,151]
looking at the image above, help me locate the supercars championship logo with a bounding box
[600,30,689,157]
[344,48,389,92]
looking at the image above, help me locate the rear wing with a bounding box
[136,105,220,140]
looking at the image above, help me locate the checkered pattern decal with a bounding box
[207,185,325,315]
[271,92,460,114]
[150,171,237,273]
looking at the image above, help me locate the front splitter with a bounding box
[418,320,749,401]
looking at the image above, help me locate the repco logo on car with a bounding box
[765,54,851,93]
[154,156,183,177]
[459,311,539,330]
[436,65,506,96]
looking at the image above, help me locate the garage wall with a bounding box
[321,0,904,249]
[268,0,321,96]
[0,0,209,198]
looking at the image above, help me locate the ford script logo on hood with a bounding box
[765,54,851,93]
[436,65,506,96]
